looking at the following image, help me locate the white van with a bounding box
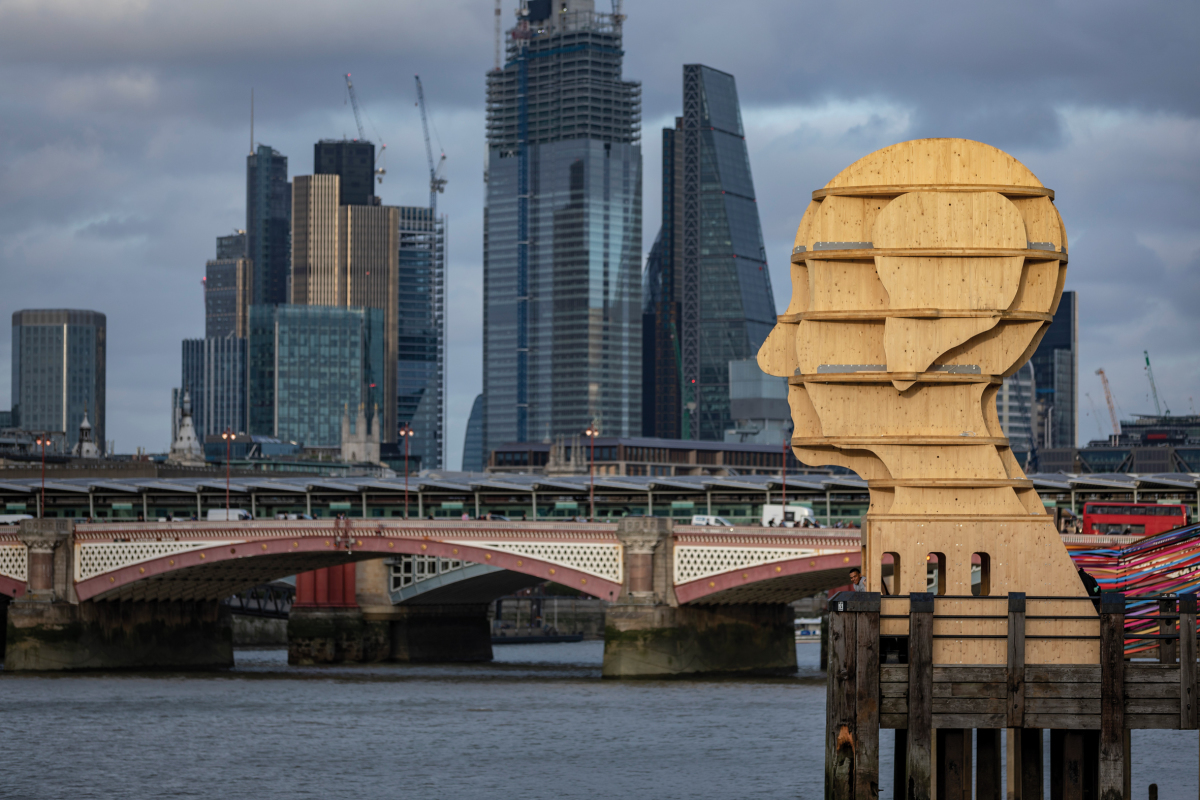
[207,509,252,521]
[690,515,734,527]
[760,504,816,528]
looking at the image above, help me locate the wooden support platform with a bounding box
[825,591,1200,799]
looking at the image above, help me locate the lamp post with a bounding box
[220,429,232,519]
[35,434,47,519]
[400,424,415,518]
[584,424,599,522]
[781,438,787,526]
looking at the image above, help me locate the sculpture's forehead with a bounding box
[823,138,1044,190]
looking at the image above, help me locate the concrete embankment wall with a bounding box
[232,614,288,646]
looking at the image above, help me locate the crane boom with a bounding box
[414,75,447,214]
[344,74,366,140]
[1144,351,1166,416]
[1095,368,1121,436]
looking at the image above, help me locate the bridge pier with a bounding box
[6,520,233,671]
[601,518,798,678]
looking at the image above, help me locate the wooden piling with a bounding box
[1008,593,1027,730]
[826,593,856,799]
[907,593,934,800]
[1020,728,1044,800]
[976,728,1001,800]
[1099,592,1125,800]
[936,728,971,800]
[1159,597,1178,664]
[854,593,882,799]
[1178,594,1196,730]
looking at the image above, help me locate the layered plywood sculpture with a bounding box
[758,139,1093,663]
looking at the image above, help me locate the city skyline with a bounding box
[0,0,1197,464]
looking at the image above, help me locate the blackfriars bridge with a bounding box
[1,517,861,674]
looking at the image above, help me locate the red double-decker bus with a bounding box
[1082,502,1189,536]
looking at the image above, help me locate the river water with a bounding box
[1,643,1195,799]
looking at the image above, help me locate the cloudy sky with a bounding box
[1,0,1197,464]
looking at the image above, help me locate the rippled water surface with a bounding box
[1,643,1195,799]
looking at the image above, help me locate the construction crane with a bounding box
[1095,368,1121,436]
[494,0,502,71]
[344,73,387,183]
[414,75,447,214]
[1144,350,1168,416]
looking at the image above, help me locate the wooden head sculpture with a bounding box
[758,139,1084,613]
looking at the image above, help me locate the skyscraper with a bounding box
[314,140,377,207]
[290,173,399,441]
[204,256,253,339]
[1031,290,1078,448]
[11,309,106,452]
[247,305,386,447]
[483,0,642,453]
[397,206,445,469]
[461,394,484,472]
[181,336,246,441]
[997,361,1036,462]
[216,231,246,260]
[246,144,291,306]
[643,65,776,441]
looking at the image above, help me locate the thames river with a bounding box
[1,643,1195,799]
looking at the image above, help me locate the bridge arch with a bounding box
[74,527,622,603]
[674,550,861,604]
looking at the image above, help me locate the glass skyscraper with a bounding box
[314,140,376,207]
[1031,290,1078,448]
[247,305,386,447]
[397,206,445,469]
[181,336,246,440]
[483,0,642,452]
[642,65,776,441]
[246,144,291,306]
[11,309,106,451]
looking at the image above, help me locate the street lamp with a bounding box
[35,434,47,519]
[399,424,415,519]
[781,438,788,527]
[584,423,599,522]
[220,429,233,520]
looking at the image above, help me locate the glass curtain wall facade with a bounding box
[11,309,106,451]
[998,361,1036,464]
[181,336,247,440]
[397,206,446,469]
[314,140,376,207]
[643,65,776,441]
[483,0,642,453]
[246,145,291,306]
[461,393,485,472]
[204,258,253,338]
[247,305,385,447]
[1031,290,1078,448]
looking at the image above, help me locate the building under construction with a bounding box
[482,0,643,453]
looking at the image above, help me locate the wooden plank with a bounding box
[1026,682,1101,699]
[934,682,1007,699]
[1159,598,1178,664]
[881,664,909,683]
[1026,715,1101,730]
[1123,682,1180,699]
[810,183,1055,201]
[881,713,908,729]
[1026,665,1102,683]
[1126,713,1181,730]
[1026,697,1101,715]
[932,713,1006,729]
[1177,594,1196,729]
[1099,594,1126,800]
[1124,698,1179,715]
[826,601,856,799]
[932,697,1007,714]
[907,594,934,800]
[854,598,881,800]
[935,666,1008,683]
[976,728,1002,800]
[791,247,1067,263]
[1008,592,1026,728]
[882,683,910,698]
[1124,664,1180,683]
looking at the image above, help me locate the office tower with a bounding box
[314,140,376,207]
[247,305,386,447]
[483,0,642,454]
[397,206,446,469]
[1031,290,1078,448]
[462,394,484,472]
[291,173,399,441]
[998,361,1036,463]
[723,359,790,445]
[216,231,246,260]
[181,337,247,440]
[11,309,106,452]
[246,144,291,306]
[204,257,253,339]
[643,65,776,441]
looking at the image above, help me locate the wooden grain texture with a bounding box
[1099,600,1125,800]
[908,595,934,800]
[855,602,881,800]
[1009,593,1027,728]
[757,139,1087,665]
[826,606,856,799]
[1178,594,1196,729]
[936,728,971,800]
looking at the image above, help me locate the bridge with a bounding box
[0,517,861,675]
